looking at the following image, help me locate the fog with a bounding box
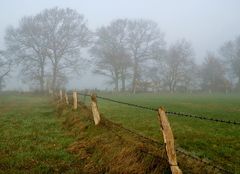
[1,0,240,91]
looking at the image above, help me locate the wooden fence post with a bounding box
[73,91,78,110]
[54,92,58,100]
[158,107,182,174]
[91,93,101,125]
[59,90,63,101]
[65,92,69,105]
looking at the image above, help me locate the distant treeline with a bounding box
[1,7,240,93]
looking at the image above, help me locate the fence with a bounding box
[56,90,238,174]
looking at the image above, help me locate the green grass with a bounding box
[1,93,239,173]
[82,92,240,173]
[0,94,80,173]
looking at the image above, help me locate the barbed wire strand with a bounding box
[103,117,162,147]
[175,148,233,174]
[73,92,234,174]
[166,111,240,125]
[102,117,232,173]
[75,92,240,125]
[77,92,158,111]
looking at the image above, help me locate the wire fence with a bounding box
[175,148,232,174]
[102,116,232,174]
[101,113,232,174]
[65,91,238,173]
[166,111,240,125]
[75,92,240,125]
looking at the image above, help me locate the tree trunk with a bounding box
[132,62,138,94]
[0,78,2,92]
[52,65,57,91]
[169,80,174,93]
[40,78,44,92]
[169,85,173,93]
[40,64,45,92]
[121,77,125,92]
[115,78,119,92]
[172,81,176,92]
[237,75,240,91]
[121,70,126,92]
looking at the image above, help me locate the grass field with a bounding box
[0,94,81,173]
[80,92,240,173]
[0,93,239,173]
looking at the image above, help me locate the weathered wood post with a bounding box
[73,91,78,110]
[91,93,101,125]
[65,92,69,105]
[54,92,58,100]
[158,107,182,174]
[59,90,63,101]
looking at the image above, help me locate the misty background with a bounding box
[1,0,240,91]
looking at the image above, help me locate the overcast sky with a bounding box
[1,0,240,90]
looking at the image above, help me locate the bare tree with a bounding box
[126,19,165,93]
[201,52,229,93]
[91,19,165,92]
[91,19,131,91]
[37,8,91,90]
[180,62,200,92]
[5,17,47,92]
[5,7,91,91]
[219,36,240,90]
[145,66,162,92]
[0,51,11,91]
[161,39,196,92]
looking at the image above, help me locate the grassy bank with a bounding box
[80,92,240,173]
[59,101,226,174]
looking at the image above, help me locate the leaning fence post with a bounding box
[158,107,182,174]
[65,92,69,105]
[91,93,101,125]
[59,90,63,101]
[73,91,78,110]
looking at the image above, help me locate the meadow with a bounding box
[80,92,240,172]
[0,93,239,173]
[0,94,81,173]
